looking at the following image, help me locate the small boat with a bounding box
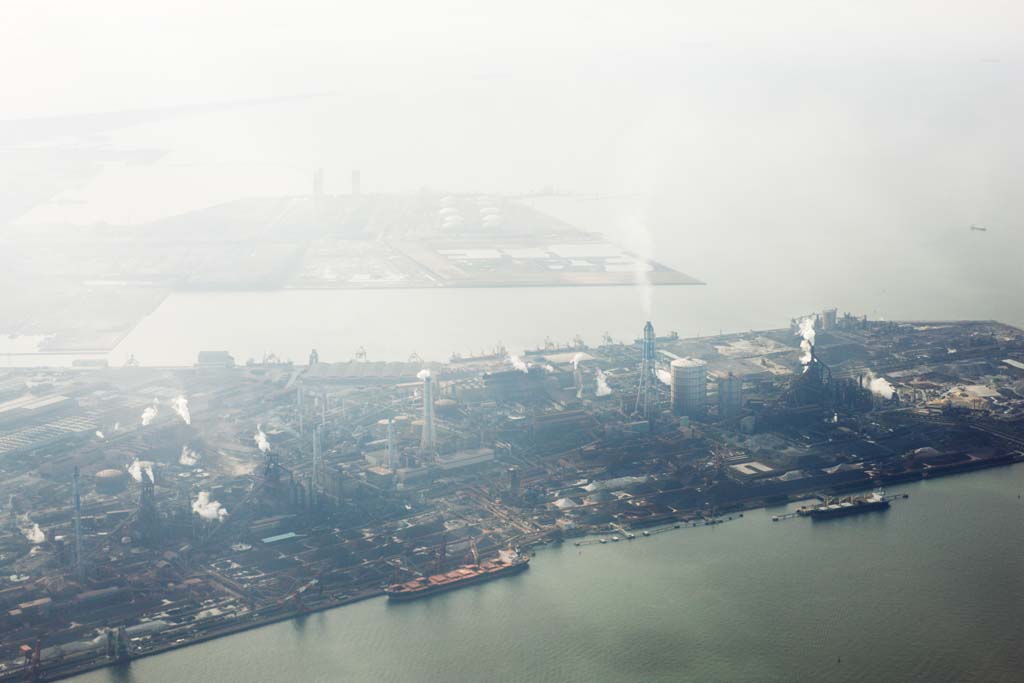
[599,538,607,544]
[642,531,650,537]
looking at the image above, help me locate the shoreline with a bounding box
[22,456,1022,683]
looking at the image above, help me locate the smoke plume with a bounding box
[179,445,200,467]
[572,353,584,370]
[192,491,228,521]
[595,368,613,396]
[509,354,529,373]
[796,317,816,368]
[128,459,155,483]
[656,368,672,385]
[141,399,159,426]
[254,424,270,453]
[864,372,896,400]
[417,368,431,380]
[17,515,45,544]
[172,395,191,425]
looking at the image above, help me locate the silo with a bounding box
[671,358,707,417]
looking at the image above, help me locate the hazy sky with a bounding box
[1,1,1022,357]
[4,1,1022,117]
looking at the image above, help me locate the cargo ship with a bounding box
[386,549,529,602]
[797,490,890,520]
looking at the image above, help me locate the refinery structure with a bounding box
[1,312,1024,679]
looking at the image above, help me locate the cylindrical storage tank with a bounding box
[95,469,129,495]
[670,359,707,417]
[393,415,412,435]
[434,398,458,416]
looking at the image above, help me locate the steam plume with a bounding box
[509,355,529,373]
[656,368,671,385]
[864,372,895,400]
[417,368,431,380]
[95,431,105,439]
[128,459,155,483]
[179,444,200,467]
[595,368,613,396]
[17,515,45,544]
[192,491,228,521]
[172,395,191,425]
[254,424,270,453]
[141,399,159,426]
[796,317,816,368]
[572,353,584,370]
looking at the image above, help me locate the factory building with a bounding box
[671,358,707,417]
[717,372,743,418]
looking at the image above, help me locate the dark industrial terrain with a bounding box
[2,311,1023,681]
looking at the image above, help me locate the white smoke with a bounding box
[192,491,228,521]
[656,368,672,386]
[417,368,431,380]
[543,364,555,373]
[113,422,120,432]
[128,459,155,483]
[619,215,654,317]
[595,368,613,397]
[141,399,159,426]
[17,515,45,544]
[95,431,105,439]
[864,372,896,400]
[796,317,816,368]
[572,353,584,370]
[509,355,529,373]
[179,444,200,467]
[254,424,270,453]
[171,395,191,425]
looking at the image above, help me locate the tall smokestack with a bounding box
[421,374,435,452]
[311,424,321,498]
[386,418,396,470]
[72,466,84,581]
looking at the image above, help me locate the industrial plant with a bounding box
[1,311,1023,680]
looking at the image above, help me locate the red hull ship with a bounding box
[386,550,529,602]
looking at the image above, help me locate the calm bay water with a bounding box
[96,212,1022,369]
[69,465,1024,683]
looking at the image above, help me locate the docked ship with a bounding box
[797,490,890,520]
[386,549,529,602]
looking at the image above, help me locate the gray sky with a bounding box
[4,1,1022,117]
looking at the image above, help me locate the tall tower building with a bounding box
[717,372,743,418]
[421,375,436,452]
[671,358,707,417]
[386,418,397,470]
[634,321,657,419]
[72,466,84,581]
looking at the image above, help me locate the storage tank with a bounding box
[95,469,129,495]
[670,358,707,417]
